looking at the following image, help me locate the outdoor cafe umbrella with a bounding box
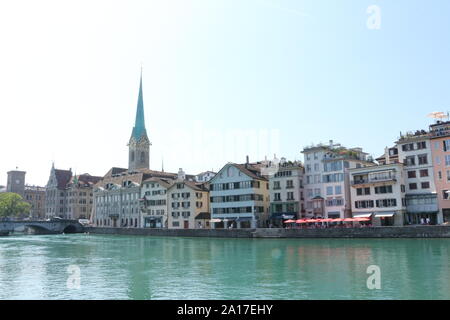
[295,219,308,224]
[284,220,296,224]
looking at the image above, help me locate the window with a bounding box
[376,199,397,208]
[443,190,450,200]
[401,185,406,192]
[356,187,370,196]
[444,140,450,151]
[416,141,426,150]
[375,185,393,194]
[314,163,320,172]
[402,143,414,152]
[314,188,321,196]
[419,169,429,177]
[409,183,417,190]
[273,181,281,190]
[438,171,442,180]
[355,200,374,209]
[274,193,281,201]
[436,156,441,165]
[286,180,294,189]
[335,186,342,195]
[405,156,415,166]
[407,171,416,178]
[326,186,333,195]
[287,192,294,200]
[446,155,450,166]
[418,154,428,165]
[421,182,430,189]
[447,170,450,182]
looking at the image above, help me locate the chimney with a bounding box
[384,147,390,165]
[246,155,249,164]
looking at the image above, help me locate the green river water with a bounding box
[0,234,448,300]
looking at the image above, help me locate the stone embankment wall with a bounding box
[85,226,450,238]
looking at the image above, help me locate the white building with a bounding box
[349,162,407,226]
[302,140,374,219]
[167,169,210,229]
[395,131,440,224]
[140,177,173,228]
[269,158,304,227]
[195,171,216,183]
[209,161,270,229]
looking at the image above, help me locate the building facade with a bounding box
[24,186,46,219]
[429,120,450,224]
[349,162,407,226]
[396,131,440,224]
[269,159,304,227]
[45,165,72,219]
[44,165,101,220]
[209,162,270,229]
[167,172,210,229]
[302,141,374,219]
[66,174,102,220]
[140,177,172,228]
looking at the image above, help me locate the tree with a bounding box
[0,193,31,219]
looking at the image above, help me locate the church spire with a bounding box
[131,70,147,141]
[128,69,151,171]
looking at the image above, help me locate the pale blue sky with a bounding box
[0,0,449,186]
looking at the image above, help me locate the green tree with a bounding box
[0,193,31,219]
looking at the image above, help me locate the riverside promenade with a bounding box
[85,225,450,239]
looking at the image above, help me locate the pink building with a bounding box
[429,121,450,224]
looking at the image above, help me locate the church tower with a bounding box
[128,71,151,171]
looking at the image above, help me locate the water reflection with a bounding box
[0,235,449,299]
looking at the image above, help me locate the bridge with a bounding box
[0,219,85,235]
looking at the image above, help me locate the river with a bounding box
[0,234,448,299]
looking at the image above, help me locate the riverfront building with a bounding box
[429,120,450,224]
[395,130,440,224]
[268,158,304,227]
[24,186,46,219]
[140,177,173,228]
[302,141,374,219]
[44,164,101,219]
[209,160,270,228]
[167,169,210,229]
[349,162,407,226]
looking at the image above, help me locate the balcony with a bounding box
[352,177,397,186]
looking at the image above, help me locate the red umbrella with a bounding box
[354,217,371,222]
[295,219,307,224]
[284,220,296,223]
[305,219,317,223]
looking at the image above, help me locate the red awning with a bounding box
[284,220,296,223]
[331,218,344,222]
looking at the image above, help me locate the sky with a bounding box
[1,0,450,187]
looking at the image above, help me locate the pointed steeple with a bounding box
[131,70,148,141]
